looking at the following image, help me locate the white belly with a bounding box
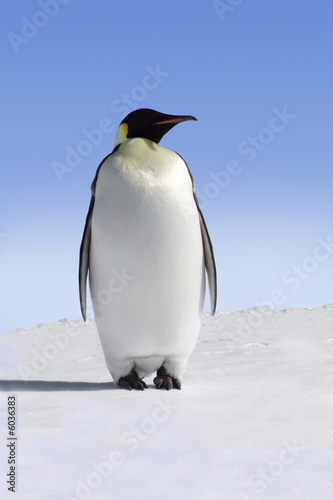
[89,139,205,379]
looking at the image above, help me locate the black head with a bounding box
[113,108,197,148]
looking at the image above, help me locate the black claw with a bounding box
[153,378,160,388]
[173,378,182,390]
[153,366,182,390]
[118,370,147,391]
[165,379,173,390]
[118,379,132,391]
[154,378,163,389]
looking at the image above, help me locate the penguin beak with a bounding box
[155,115,197,125]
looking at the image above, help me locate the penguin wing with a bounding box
[79,153,114,321]
[194,191,217,315]
[176,153,217,315]
[79,193,94,321]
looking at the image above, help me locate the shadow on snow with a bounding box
[0,379,115,392]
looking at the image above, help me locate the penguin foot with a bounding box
[153,366,181,390]
[118,370,148,391]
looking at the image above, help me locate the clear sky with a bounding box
[1,0,332,333]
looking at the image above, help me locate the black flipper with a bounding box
[78,151,116,321]
[79,203,91,321]
[175,153,217,315]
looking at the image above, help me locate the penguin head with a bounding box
[113,108,197,148]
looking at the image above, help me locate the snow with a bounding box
[0,306,333,500]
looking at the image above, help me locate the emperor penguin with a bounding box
[79,108,216,390]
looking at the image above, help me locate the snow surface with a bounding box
[1,306,333,500]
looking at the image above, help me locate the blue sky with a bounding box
[1,0,332,333]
